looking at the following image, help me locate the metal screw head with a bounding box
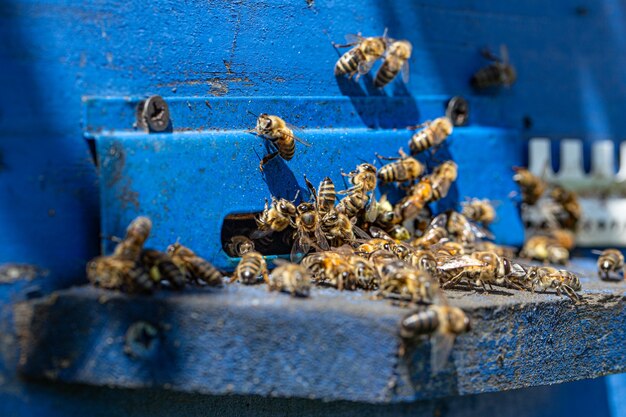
[445,96,469,127]
[137,95,170,132]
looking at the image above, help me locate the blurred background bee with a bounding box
[374,39,412,88]
[334,31,388,80]
[376,148,425,184]
[400,304,471,372]
[231,250,268,285]
[408,117,453,155]
[461,198,497,227]
[471,44,517,89]
[594,249,624,281]
[251,113,311,171]
[519,234,569,265]
[224,235,256,257]
[86,256,154,294]
[268,259,312,297]
[167,242,224,286]
[512,167,546,206]
[140,249,186,290]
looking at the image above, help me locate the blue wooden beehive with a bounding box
[3,1,626,416]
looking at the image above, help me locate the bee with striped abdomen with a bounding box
[520,235,569,265]
[395,176,435,221]
[167,242,224,286]
[113,216,152,261]
[316,176,336,215]
[334,32,388,79]
[400,305,471,372]
[595,249,624,281]
[408,117,453,155]
[376,261,441,304]
[252,195,298,238]
[376,148,425,184]
[410,214,448,249]
[292,202,330,261]
[268,259,312,297]
[140,249,186,290]
[517,265,581,302]
[231,251,268,285]
[252,113,311,171]
[471,45,516,89]
[87,256,154,294]
[337,188,370,218]
[374,39,412,88]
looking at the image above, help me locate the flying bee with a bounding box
[268,259,312,297]
[376,148,425,184]
[86,256,154,294]
[376,261,441,304]
[374,39,412,88]
[334,31,388,79]
[439,251,523,291]
[231,251,268,285]
[400,305,471,372]
[519,266,581,302]
[594,249,624,281]
[471,45,516,89]
[341,163,378,193]
[292,202,330,261]
[140,249,186,290]
[224,235,256,257]
[461,198,496,226]
[512,167,545,205]
[395,176,435,220]
[411,214,448,248]
[520,235,569,265]
[251,113,311,171]
[549,185,581,230]
[167,242,224,286]
[252,195,298,239]
[408,117,453,155]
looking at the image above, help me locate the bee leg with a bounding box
[375,152,401,161]
[229,274,238,283]
[481,47,500,62]
[262,268,270,284]
[259,151,280,172]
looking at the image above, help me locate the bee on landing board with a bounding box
[594,249,624,281]
[334,31,388,80]
[374,39,412,88]
[167,242,224,286]
[250,113,311,172]
[376,148,425,184]
[408,117,453,155]
[471,45,517,89]
[231,250,269,285]
[268,259,312,297]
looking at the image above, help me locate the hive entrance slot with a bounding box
[221,213,293,257]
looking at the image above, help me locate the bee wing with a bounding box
[272,258,290,267]
[430,213,448,229]
[430,332,456,374]
[344,33,363,44]
[315,227,330,250]
[401,61,410,84]
[292,133,312,147]
[352,223,372,240]
[291,234,311,262]
[466,221,495,241]
[437,255,485,271]
[357,59,376,75]
[365,195,378,223]
[591,250,605,255]
[369,226,393,241]
[508,262,528,279]
[250,228,274,240]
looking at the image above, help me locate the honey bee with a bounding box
[408,117,453,155]
[376,148,425,184]
[252,196,298,238]
[376,261,441,304]
[167,242,224,286]
[400,305,471,372]
[86,256,154,294]
[347,254,379,290]
[337,188,370,218]
[374,39,412,88]
[549,185,581,230]
[518,266,581,302]
[320,208,369,246]
[316,176,336,214]
[268,259,312,297]
[595,249,624,281]
[334,32,388,79]
[356,238,394,256]
[140,249,186,290]
[469,241,516,259]
[385,224,411,241]
[341,163,378,193]
[302,250,355,290]
[395,176,435,220]
[407,249,438,276]
[520,235,569,265]
[369,227,412,259]
[446,211,494,244]
[252,113,311,171]
[439,251,522,290]
[471,45,516,89]
[231,251,268,285]
[550,228,576,250]
[431,241,465,259]
[113,216,152,260]
[410,214,448,248]
[432,160,458,183]
[224,235,255,257]
[512,167,545,205]
[292,202,330,261]
[461,198,496,226]
[365,194,401,226]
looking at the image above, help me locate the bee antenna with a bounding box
[247,110,259,118]
[101,234,123,243]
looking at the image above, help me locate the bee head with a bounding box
[358,163,377,174]
[256,114,273,132]
[278,199,297,216]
